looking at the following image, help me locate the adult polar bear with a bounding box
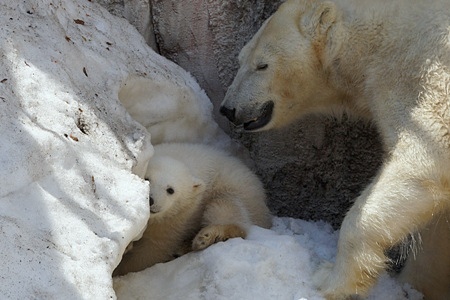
[220,0,450,299]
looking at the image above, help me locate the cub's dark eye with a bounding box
[166,187,174,195]
[256,63,268,71]
[144,178,150,182]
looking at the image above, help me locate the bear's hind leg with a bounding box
[398,212,450,300]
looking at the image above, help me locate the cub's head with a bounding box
[220,0,342,131]
[145,156,205,219]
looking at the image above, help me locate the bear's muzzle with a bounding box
[220,101,274,131]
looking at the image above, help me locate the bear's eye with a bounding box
[166,187,174,195]
[256,63,268,71]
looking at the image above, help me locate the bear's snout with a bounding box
[219,105,236,123]
[149,197,162,214]
[220,101,274,131]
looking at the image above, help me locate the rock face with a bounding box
[100,0,383,228]
[95,0,157,48]
[98,0,382,227]
[150,1,282,128]
[0,0,225,298]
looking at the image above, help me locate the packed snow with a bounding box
[0,0,225,298]
[0,0,423,299]
[114,217,422,300]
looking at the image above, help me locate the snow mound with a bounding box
[114,217,423,300]
[0,0,224,298]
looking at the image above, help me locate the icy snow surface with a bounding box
[114,217,423,300]
[0,0,422,299]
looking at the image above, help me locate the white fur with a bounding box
[118,76,220,145]
[113,143,272,276]
[221,0,450,299]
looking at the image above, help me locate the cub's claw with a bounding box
[192,224,246,251]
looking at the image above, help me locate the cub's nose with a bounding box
[149,196,154,206]
[219,106,236,123]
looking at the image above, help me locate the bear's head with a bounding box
[220,0,343,131]
[145,156,205,220]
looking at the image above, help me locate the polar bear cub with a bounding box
[113,143,272,276]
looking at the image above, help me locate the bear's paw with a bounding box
[192,224,246,251]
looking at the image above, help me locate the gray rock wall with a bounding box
[98,0,383,228]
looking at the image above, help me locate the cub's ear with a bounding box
[301,1,337,38]
[191,176,206,195]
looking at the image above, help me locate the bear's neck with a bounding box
[324,11,386,118]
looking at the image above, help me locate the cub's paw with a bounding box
[192,224,246,251]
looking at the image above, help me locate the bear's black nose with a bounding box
[219,106,236,123]
[149,197,154,206]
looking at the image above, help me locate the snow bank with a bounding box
[0,0,223,298]
[114,217,423,300]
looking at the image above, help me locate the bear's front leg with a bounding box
[193,196,251,251]
[192,224,247,251]
[315,148,444,299]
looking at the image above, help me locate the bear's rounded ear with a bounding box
[301,1,337,38]
[191,177,206,195]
